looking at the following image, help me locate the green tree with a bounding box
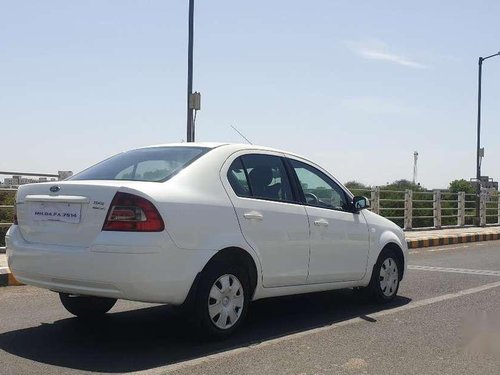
[449,179,475,194]
[344,181,371,198]
[344,181,369,190]
[384,179,423,192]
[380,180,428,228]
[0,191,16,247]
[446,179,476,226]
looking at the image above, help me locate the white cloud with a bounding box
[347,39,429,69]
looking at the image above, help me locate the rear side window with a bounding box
[227,158,251,197]
[71,147,209,182]
[227,154,295,203]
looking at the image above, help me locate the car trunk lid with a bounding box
[16,181,127,247]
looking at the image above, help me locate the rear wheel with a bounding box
[59,293,117,318]
[194,261,250,338]
[366,249,401,303]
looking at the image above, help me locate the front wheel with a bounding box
[59,293,117,318]
[366,250,401,303]
[194,262,250,338]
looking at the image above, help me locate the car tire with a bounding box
[194,261,250,338]
[59,293,117,318]
[366,249,401,303]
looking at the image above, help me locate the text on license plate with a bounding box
[31,202,82,224]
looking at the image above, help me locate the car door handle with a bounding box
[243,211,263,221]
[313,219,329,227]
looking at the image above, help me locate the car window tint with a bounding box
[240,154,294,202]
[290,159,349,211]
[70,147,209,182]
[227,157,251,197]
[115,165,134,180]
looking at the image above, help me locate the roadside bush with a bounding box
[0,191,15,247]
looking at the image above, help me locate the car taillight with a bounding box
[13,204,18,225]
[102,192,165,232]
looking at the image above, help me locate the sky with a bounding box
[1,0,500,189]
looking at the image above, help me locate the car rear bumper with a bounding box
[5,225,215,304]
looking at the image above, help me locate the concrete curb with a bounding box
[0,268,23,287]
[406,232,500,249]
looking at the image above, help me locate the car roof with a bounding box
[129,142,353,197]
[137,142,295,155]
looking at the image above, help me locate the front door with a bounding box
[288,158,370,283]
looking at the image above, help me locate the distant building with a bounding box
[0,175,58,188]
[0,170,73,188]
[471,176,498,191]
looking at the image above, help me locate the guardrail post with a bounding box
[457,191,466,227]
[497,195,500,225]
[433,190,441,229]
[404,189,412,230]
[480,191,487,227]
[371,186,380,214]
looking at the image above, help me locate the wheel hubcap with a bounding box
[379,258,399,297]
[208,274,244,330]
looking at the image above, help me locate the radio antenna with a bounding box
[230,125,253,145]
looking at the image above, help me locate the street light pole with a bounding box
[476,57,482,183]
[186,0,195,142]
[475,51,499,225]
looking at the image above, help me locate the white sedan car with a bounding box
[6,143,407,337]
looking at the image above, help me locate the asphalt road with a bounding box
[1,241,500,375]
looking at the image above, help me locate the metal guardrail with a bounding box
[0,187,16,252]
[0,171,59,178]
[351,187,499,230]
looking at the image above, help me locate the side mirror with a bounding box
[352,196,370,212]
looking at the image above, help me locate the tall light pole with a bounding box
[186,0,195,142]
[475,51,500,224]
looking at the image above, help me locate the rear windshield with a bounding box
[70,146,209,182]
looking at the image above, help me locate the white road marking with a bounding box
[409,245,471,254]
[427,245,470,252]
[408,265,500,277]
[132,280,500,375]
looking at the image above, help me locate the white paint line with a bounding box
[427,245,469,252]
[0,267,10,275]
[132,280,500,375]
[409,244,471,254]
[408,265,500,277]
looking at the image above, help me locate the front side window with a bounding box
[289,159,349,211]
[71,147,209,182]
[227,154,295,203]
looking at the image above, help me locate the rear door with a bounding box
[222,151,310,287]
[287,158,370,283]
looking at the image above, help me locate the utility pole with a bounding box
[186,0,195,142]
[475,51,499,224]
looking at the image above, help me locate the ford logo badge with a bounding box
[50,186,61,193]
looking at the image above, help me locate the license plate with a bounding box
[31,202,82,224]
